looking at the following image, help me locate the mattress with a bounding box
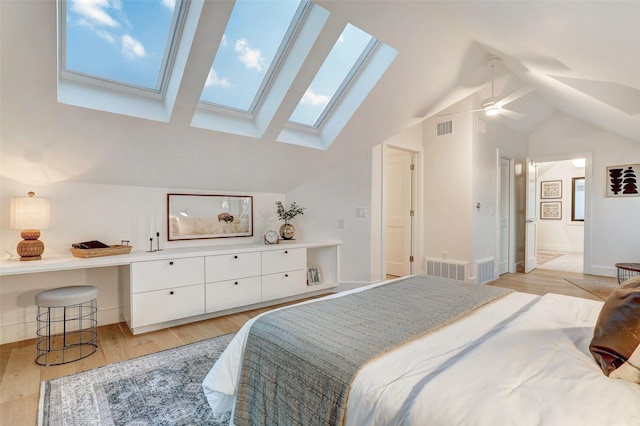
[203,278,640,425]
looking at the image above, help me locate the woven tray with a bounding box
[70,245,133,258]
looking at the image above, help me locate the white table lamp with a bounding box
[10,191,50,261]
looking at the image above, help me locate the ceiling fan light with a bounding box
[485,106,500,116]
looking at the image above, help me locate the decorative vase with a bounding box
[279,221,295,240]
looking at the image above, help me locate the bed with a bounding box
[202,275,640,425]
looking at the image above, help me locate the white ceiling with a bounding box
[1,1,638,193]
[427,0,640,140]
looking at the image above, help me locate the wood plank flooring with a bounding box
[0,269,615,425]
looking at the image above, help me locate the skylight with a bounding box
[57,1,397,149]
[199,0,306,113]
[62,0,186,94]
[289,24,376,128]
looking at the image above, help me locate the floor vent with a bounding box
[425,258,466,281]
[436,120,453,136]
[476,258,495,284]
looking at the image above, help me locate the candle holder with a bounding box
[147,233,163,253]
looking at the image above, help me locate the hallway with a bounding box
[536,251,583,273]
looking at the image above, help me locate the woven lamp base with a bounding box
[17,229,44,261]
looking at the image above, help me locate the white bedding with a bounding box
[203,281,640,425]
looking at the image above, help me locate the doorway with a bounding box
[385,147,417,278]
[534,159,585,273]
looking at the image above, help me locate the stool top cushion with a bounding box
[35,285,98,307]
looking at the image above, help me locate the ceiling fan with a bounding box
[437,57,534,120]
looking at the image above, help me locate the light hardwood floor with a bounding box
[0,269,615,425]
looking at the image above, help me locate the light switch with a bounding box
[356,207,367,217]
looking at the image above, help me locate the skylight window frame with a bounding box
[278,37,398,150]
[57,0,189,100]
[306,37,380,129]
[198,0,312,116]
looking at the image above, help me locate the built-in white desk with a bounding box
[0,241,341,343]
[0,241,341,276]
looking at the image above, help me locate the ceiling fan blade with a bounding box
[499,108,525,120]
[436,107,485,117]
[497,86,535,107]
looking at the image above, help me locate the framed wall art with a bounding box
[540,180,562,199]
[307,267,321,286]
[606,164,639,197]
[540,201,562,220]
[167,194,253,240]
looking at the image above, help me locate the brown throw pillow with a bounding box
[590,275,640,382]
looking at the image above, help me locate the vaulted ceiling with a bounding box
[1,1,638,193]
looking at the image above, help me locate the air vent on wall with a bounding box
[425,258,466,281]
[436,120,453,136]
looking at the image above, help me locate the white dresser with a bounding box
[130,257,205,328]
[124,242,340,334]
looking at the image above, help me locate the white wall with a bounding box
[529,113,640,276]
[285,154,374,285]
[536,160,585,252]
[421,98,529,282]
[423,104,474,267]
[1,179,285,256]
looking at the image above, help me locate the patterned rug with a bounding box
[565,277,619,300]
[39,333,235,426]
[536,251,565,265]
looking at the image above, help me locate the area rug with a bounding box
[536,251,565,265]
[39,333,235,426]
[565,277,618,300]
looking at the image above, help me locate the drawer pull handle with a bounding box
[235,281,239,285]
[170,291,174,295]
[284,274,289,278]
[234,255,238,259]
[169,261,174,265]
[284,250,288,254]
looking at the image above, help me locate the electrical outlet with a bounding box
[442,251,447,259]
[356,207,367,217]
[337,219,345,229]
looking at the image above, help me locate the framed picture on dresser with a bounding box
[167,194,253,240]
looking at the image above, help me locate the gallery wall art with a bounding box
[606,164,639,197]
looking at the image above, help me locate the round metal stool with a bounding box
[35,285,98,366]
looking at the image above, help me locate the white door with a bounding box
[385,148,412,276]
[499,157,510,275]
[524,159,538,273]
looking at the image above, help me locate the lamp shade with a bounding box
[10,192,50,230]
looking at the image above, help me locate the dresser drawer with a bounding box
[131,284,205,328]
[262,248,306,275]
[131,257,204,293]
[206,276,262,313]
[262,269,307,301]
[205,252,261,282]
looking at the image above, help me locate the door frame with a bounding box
[524,157,538,273]
[526,153,592,274]
[497,154,516,274]
[380,144,422,279]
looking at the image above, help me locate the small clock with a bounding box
[264,230,279,245]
